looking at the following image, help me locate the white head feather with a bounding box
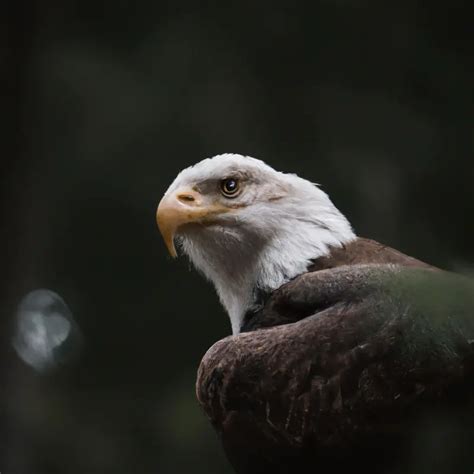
[165,153,356,334]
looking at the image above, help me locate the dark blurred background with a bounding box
[1,1,473,473]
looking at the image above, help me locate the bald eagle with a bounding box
[156,154,474,473]
[157,153,431,334]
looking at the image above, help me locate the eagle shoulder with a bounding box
[242,238,436,332]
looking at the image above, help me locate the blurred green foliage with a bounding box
[1,1,473,473]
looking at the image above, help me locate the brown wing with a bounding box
[243,238,437,332]
[197,265,474,474]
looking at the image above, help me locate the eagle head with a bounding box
[156,153,355,334]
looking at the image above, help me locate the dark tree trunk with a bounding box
[0,0,38,465]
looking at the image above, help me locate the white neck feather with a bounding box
[181,187,355,334]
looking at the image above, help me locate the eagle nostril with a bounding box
[177,193,196,203]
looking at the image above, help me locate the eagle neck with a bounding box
[182,206,356,335]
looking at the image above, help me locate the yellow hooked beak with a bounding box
[156,188,229,257]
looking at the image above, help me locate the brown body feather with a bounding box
[197,245,474,474]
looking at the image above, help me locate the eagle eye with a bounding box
[220,178,240,198]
